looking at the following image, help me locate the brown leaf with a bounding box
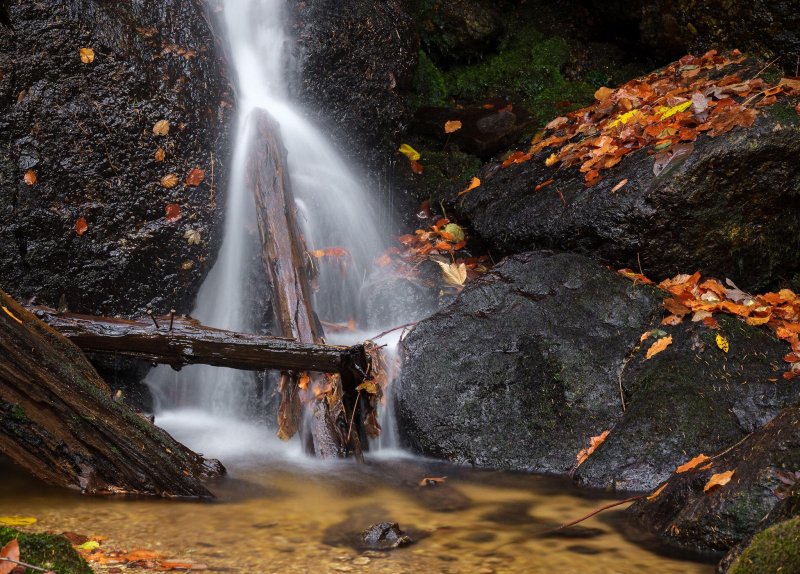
[74,217,88,236]
[444,120,462,134]
[160,173,179,188]
[661,314,683,326]
[646,335,673,359]
[575,429,610,467]
[165,203,181,222]
[185,168,205,187]
[676,453,710,473]
[23,169,36,185]
[594,86,614,101]
[79,47,95,64]
[152,119,170,136]
[0,539,19,574]
[154,148,165,162]
[704,470,735,494]
[664,298,690,316]
[410,160,424,175]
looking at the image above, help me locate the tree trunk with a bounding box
[0,289,223,498]
[246,108,360,458]
[32,307,368,375]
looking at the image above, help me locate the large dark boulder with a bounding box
[397,251,799,490]
[449,70,800,292]
[0,0,232,315]
[630,406,800,556]
[290,0,417,170]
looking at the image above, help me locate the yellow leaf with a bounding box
[398,144,421,161]
[647,482,668,501]
[152,119,170,136]
[676,453,710,473]
[160,173,178,188]
[1,306,22,325]
[434,260,467,287]
[356,380,379,394]
[74,540,101,551]
[79,47,95,64]
[545,153,559,167]
[646,335,672,359]
[657,101,693,120]
[444,120,462,134]
[0,516,36,527]
[704,470,735,494]
[716,333,729,353]
[608,109,643,128]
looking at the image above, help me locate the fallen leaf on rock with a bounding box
[154,148,165,162]
[704,470,734,494]
[435,260,467,287]
[160,173,178,188]
[647,483,668,501]
[646,335,673,359]
[183,229,201,245]
[23,170,36,185]
[661,314,683,326]
[75,217,88,236]
[545,116,569,130]
[410,160,424,175]
[545,153,558,167]
[0,539,19,574]
[185,168,205,186]
[152,119,170,136]
[79,47,95,64]
[165,204,181,222]
[398,143,420,161]
[419,476,447,487]
[676,454,710,473]
[458,177,481,196]
[715,333,729,353]
[444,120,462,134]
[594,87,613,101]
[575,429,610,467]
[75,540,101,551]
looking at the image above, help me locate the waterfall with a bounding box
[146,0,403,459]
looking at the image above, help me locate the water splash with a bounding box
[147,0,403,456]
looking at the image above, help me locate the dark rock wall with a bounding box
[0,0,233,316]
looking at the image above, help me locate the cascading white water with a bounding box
[146,0,403,459]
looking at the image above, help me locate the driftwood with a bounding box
[32,307,369,375]
[0,289,224,498]
[246,108,359,458]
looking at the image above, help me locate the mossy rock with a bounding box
[728,517,800,574]
[0,527,92,574]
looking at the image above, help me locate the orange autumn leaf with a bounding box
[160,173,179,188]
[661,314,683,326]
[0,539,20,574]
[575,429,610,467]
[75,217,88,236]
[23,169,37,185]
[185,168,205,187]
[646,335,672,359]
[458,177,481,196]
[534,178,554,192]
[704,469,735,493]
[298,373,310,390]
[444,120,462,134]
[154,147,166,162]
[79,47,95,64]
[165,203,181,222]
[410,160,424,175]
[502,150,532,168]
[676,453,710,473]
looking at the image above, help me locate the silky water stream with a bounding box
[3,1,715,572]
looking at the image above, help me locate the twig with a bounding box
[346,389,362,443]
[169,309,176,331]
[369,322,418,341]
[749,56,781,81]
[146,309,160,330]
[0,556,54,573]
[540,495,644,535]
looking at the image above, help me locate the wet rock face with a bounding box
[290,0,417,171]
[630,406,800,555]
[0,0,233,315]
[452,105,800,292]
[397,251,799,491]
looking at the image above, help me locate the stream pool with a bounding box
[1,413,716,574]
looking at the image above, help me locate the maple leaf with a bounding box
[444,120,462,134]
[75,217,88,236]
[160,173,179,188]
[435,260,467,287]
[646,335,672,359]
[185,168,205,186]
[165,203,181,222]
[79,47,95,64]
[704,470,735,493]
[0,539,19,574]
[152,119,170,136]
[23,170,36,185]
[676,454,710,473]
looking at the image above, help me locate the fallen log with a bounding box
[247,108,358,458]
[31,307,369,375]
[0,289,223,498]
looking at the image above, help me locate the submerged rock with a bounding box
[0,1,232,315]
[397,251,799,491]
[361,522,413,550]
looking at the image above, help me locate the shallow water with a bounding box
[1,416,715,574]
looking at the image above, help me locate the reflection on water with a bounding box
[0,421,715,574]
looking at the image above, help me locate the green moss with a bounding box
[415,148,482,205]
[0,527,92,574]
[10,404,27,422]
[728,517,800,574]
[411,50,449,109]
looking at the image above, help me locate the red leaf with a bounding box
[0,539,19,574]
[75,217,88,236]
[165,204,181,222]
[185,168,205,187]
[410,160,424,175]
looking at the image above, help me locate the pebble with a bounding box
[352,557,371,565]
[332,565,353,572]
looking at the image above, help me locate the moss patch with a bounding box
[414,148,482,205]
[729,517,800,574]
[0,527,92,574]
[411,50,449,109]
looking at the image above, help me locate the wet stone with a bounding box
[360,522,413,550]
[351,557,371,565]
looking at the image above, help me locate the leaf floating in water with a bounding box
[434,260,467,287]
[398,144,420,161]
[0,516,36,527]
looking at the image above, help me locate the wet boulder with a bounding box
[361,522,413,550]
[397,251,799,490]
[726,516,800,574]
[0,0,233,315]
[449,59,800,292]
[629,406,800,556]
[412,0,503,64]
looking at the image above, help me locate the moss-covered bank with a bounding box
[0,527,91,574]
[728,517,800,574]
